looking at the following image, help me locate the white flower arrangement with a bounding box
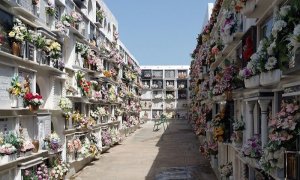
[178,84,185,89]
[267,41,276,56]
[80,137,91,157]
[272,20,287,39]
[259,146,285,171]
[97,107,108,116]
[143,84,150,89]
[8,18,27,42]
[58,97,72,112]
[232,118,245,131]
[151,84,158,88]
[279,5,291,17]
[166,94,174,99]
[264,57,277,71]
[154,94,162,99]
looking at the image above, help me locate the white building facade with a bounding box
[140,65,190,121]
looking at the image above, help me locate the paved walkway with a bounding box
[72,120,217,180]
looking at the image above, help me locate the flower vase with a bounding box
[260,69,281,86]
[32,140,39,153]
[29,104,39,112]
[20,41,26,58]
[36,49,42,63]
[10,95,18,108]
[12,42,21,56]
[0,154,17,164]
[244,75,260,88]
[18,96,24,108]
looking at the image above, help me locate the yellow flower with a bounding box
[9,31,15,37]
[52,42,61,51]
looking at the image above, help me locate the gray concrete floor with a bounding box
[72,120,217,180]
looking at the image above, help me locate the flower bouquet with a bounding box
[260,100,300,172]
[151,84,159,88]
[8,18,27,42]
[20,141,34,156]
[242,135,262,159]
[219,162,233,178]
[80,137,91,158]
[45,39,61,60]
[221,11,238,44]
[101,130,112,147]
[44,132,61,153]
[23,163,49,180]
[7,75,22,107]
[96,9,105,23]
[207,141,218,156]
[58,97,72,112]
[46,5,55,17]
[23,92,44,111]
[76,71,91,97]
[103,70,112,78]
[232,118,245,131]
[98,107,108,117]
[166,94,174,99]
[0,143,17,164]
[8,18,27,56]
[73,138,82,153]
[66,140,75,156]
[50,159,70,179]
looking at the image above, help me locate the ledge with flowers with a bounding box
[239,3,300,88]
[0,18,65,74]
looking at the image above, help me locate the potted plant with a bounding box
[23,92,44,112]
[96,9,105,24]
[8,18,27,56]
[45,5,56,17]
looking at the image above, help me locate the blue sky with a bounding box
[104,0,215,65]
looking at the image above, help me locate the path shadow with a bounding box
[145,119,217,180]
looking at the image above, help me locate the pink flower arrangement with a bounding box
[73,138,82,152]
[268,101,299,143]
[20,141,34,152]
[211,45,220,55]
[67,140,75,153]
[70,11,82,22]
[0,143,17,155]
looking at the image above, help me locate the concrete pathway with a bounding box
[72,120,217,180]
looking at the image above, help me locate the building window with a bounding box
[165,70,175,78]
